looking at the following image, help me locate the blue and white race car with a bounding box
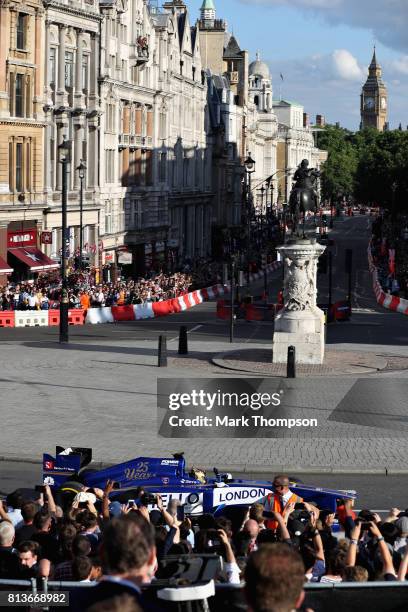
[43,446,356,515]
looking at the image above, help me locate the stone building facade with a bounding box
[42,0,101,268]
[0,0,48,283]
[274,99,320,204]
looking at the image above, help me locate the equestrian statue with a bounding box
[289,159,320,237]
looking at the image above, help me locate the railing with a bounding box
[0,579,407,612]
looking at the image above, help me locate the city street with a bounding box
[0,460,407,511]
[0,215,407,473]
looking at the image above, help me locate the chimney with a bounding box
[303,113,309,128]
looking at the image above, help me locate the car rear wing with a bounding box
[42,446,93,487]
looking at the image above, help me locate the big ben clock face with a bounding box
[381,97,387,110]
[365,97,375,110]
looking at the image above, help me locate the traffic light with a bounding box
[317,251,328,274]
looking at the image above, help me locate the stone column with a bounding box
[57,25,67,99]
[44,19,51,102]
[73,123,83,190]
[34,8,44,114]
[0,4,11,116]
[87,124,98,188]
[272,238,326,364]
[74,29,83,107]
[89,33,98,107]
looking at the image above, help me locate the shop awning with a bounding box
[0,255,13,274]
[8,247,59,271]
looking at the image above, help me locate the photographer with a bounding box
[195,525,240,584]
[346,520,397,581]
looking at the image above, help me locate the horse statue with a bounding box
[289,159,320,237]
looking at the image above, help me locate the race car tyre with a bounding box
[76,467,100,485]
[57,480,83,512]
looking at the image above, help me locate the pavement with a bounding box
[0,215,407,472]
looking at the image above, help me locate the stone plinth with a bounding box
[272,239,326,364]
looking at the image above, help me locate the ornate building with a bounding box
[98,0,157,279]
[273,99,320,204]
[360,47,388,131]
[0,0,51,283]
[247,54,278,210]
[41,0,101,268]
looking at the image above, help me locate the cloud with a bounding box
[392,56,408,76]
[266,51,408,130]
[332,49,363,81]
[239,0,408,53]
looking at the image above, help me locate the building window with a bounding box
[105,150,115,183]
[15,143,23,192]
[82,55,89,92]
[15,74,24,117]
[65,51,74,88]
[49,48,56,87]
[16,14,26,50]
[104,201,112,234]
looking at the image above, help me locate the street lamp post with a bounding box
[58,136,72,344]
[244,153,256,285]
[77,160,86,271]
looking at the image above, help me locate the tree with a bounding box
[317,125,408,211]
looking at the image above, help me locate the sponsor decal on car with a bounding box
[152,491,204,515]
[213,486,273,506]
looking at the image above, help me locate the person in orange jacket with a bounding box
[80,291,91,310]
[260,475,303,530]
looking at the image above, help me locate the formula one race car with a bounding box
[42,447,356,516]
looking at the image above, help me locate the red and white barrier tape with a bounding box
[368,245,408,315]
[0,261,283,326]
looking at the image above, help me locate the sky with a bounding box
[183,0,408,130]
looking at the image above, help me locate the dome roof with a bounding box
[249,53,270,79]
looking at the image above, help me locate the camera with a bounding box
[206,529,223,553]
[290,503,311,522]
[360,521,372,530]
[140,492,157,506]
[35,485,46,494]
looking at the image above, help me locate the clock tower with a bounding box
[360,47,388,131]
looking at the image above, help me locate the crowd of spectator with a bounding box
[0,474,406,611]
[371,214,408,299]
[0,256,227,312]
[0,272,196,312]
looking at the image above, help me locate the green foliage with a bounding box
[316,125,408,211]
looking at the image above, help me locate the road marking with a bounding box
[169,324,203,342]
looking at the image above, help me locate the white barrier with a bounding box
[135,303,155,320]
[14,311,49,327]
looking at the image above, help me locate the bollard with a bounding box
[178,326,188,355]
[287,345,296,378]
[158,335,168,367]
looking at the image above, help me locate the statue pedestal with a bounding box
[272,239,326,365]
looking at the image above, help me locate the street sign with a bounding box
[41,231,52,245]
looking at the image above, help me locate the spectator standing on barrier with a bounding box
[69,514,157,611]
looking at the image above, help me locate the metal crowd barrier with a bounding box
[0,578,407,611]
